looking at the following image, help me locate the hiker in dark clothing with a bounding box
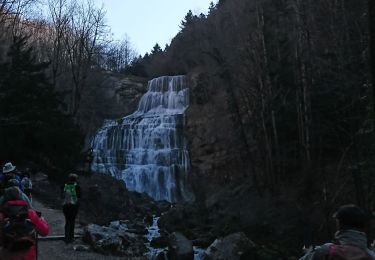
[61,173,81,243]
[21,172,33,199]
[299,204,375,259]
[2,162,21,190]
[0,179,32,208]
[84,148,93,174]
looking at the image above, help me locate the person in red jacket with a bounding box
[0,184,49,259]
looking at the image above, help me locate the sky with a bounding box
[93,0,217,56]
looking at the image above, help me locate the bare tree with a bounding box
[103,35,137,72]
[62,0,107,117]
[45,0,71,86]
[0,0,37,34]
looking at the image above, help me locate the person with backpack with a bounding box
[0,178,49,260]
[61,173,81,243]
[299,204,375,260]
[21,172,33,201]
[2,163,20,187]
[0,179,32,209]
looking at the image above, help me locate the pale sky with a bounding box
[93,0,217,56]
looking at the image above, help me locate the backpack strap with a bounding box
[6,200,28,206]
[328,243,372,260]
[328,243,338,255]
[2,200,29,219]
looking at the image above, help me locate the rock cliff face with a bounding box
[90,76,195,203]
[94,72,251,201]
[185,72,251,200]
[81,74,148,147]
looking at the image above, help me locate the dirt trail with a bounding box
[32,199,126,260]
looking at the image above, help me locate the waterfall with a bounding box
[91,75,194,202]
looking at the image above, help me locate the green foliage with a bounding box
[0,36,83,175]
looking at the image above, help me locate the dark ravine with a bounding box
[32,75,307,258]
[90,76,194,203]
[77,74,306,258]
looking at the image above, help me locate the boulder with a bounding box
[168,232,194,260]
[83,223,128,255]
[83,222,147,257]
[156,251,168,260]
[150,235,169,248]
[193,234,215,248]
[203,232,256,260]
[73,244,90,251]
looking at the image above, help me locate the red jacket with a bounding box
[0,200,49,260]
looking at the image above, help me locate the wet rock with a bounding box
[73,244,90,251]
[203,232,256,260]
[167,232,193,260]
[158,203,207,236]
[83,224,127,255]
[193,234,215,248]
[127,220,148,235]
[127,228,148,235]
[156,250,168,260]
[83,222,147,257]
[150,235,169,248]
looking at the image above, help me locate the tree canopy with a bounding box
[0,36,83,176]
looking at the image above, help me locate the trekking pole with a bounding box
[36,233,38,260]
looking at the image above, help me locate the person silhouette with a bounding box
[300,204,375,259]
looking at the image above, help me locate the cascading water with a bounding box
[91,75,194,202]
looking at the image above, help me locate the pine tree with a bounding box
[208,1,216,14]
[0,36,83,175]
[151,43,162,55]
[180,10,194,29]
[0,36,59,126]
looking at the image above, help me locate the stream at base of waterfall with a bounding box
[90,76,200,258]
[145,216,205,260]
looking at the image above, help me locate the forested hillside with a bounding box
[131,0,375,252]
[137,0,371,204]
[1,0,375,257]
[0,0,143,177]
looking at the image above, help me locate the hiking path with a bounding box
[33,199,126,260]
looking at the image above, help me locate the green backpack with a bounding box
[63,183,77,205]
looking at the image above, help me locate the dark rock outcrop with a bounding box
[83,221,147,257]
[186,72,251,200]
[203,232,256,260]
[80,74,148,147]
[167,232,194,260]
[150,235,169,248]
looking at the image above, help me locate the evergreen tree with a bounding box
[0,36,83,176]
[208,1,216,14]
[180,10,194,29]
[125,56,147,77]
[151,43,162,55]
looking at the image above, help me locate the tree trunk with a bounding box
[370,0,375,124]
